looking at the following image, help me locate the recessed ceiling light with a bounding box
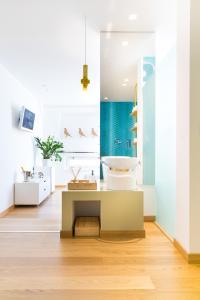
[104,97,108,100]
[124,78,129,82]
[129,14,138,20]
[122,41,129,47]
[122,83,127,87]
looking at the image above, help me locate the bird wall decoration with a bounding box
[91,128,98,137]
[64,128,72,137]
[79,128,86,137]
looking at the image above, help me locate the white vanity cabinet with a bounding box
[15,177,51,205]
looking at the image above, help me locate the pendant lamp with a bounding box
[81,16,90,91]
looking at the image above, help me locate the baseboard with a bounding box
[155,223,200,264]
[154,222,174,243]
[188,254,200,264]
[173,239,188,261]
[55,185,66,188]
[144,216,155,222]
[0,204,14,218]
[60,230,146,239]
[174,239,200,264]
[60,230,73,238]
[100,230,145,239]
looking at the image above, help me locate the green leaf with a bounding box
[34,136,64,161]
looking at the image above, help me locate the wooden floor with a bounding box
[0,191,200,299]
[0,190,61,232]
[0,224,200,299]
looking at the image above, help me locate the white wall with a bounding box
[43,105,100,185]
[142,186,156,217]
[176,0,200,254]
[43,105,100,152]
[189,0,200,253]
[0,64,43,213]
[176,0,190,252]
[42,24,100,185]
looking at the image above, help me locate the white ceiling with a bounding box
[101,32,155,101]
[0,0,176,104]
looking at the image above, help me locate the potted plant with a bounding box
[34,136,64,167]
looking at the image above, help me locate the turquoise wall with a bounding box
[155,47,176,237]
[100,102,136,157]
[143,57,155,185]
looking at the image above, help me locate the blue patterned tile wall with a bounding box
[100,102,136,159]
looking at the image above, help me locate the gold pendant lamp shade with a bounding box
[81,16,90,91]
[81,64,90,90]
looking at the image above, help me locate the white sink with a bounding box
[101,156,138,190]
[102,156,138,170]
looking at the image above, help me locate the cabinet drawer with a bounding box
[39,178,50,202]
[15,183,39,205]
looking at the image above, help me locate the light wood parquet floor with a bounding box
[0,190,200,299]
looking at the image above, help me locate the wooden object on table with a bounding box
[74,216,100,237]
[71,167,81,182]
[68,180,97,190]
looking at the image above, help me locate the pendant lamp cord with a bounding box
[85,16,87,64]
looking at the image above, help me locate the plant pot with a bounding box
[43,159,51,168]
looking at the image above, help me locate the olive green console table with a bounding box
[60,188,145,238]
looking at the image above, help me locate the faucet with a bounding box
[126,139,131,148]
